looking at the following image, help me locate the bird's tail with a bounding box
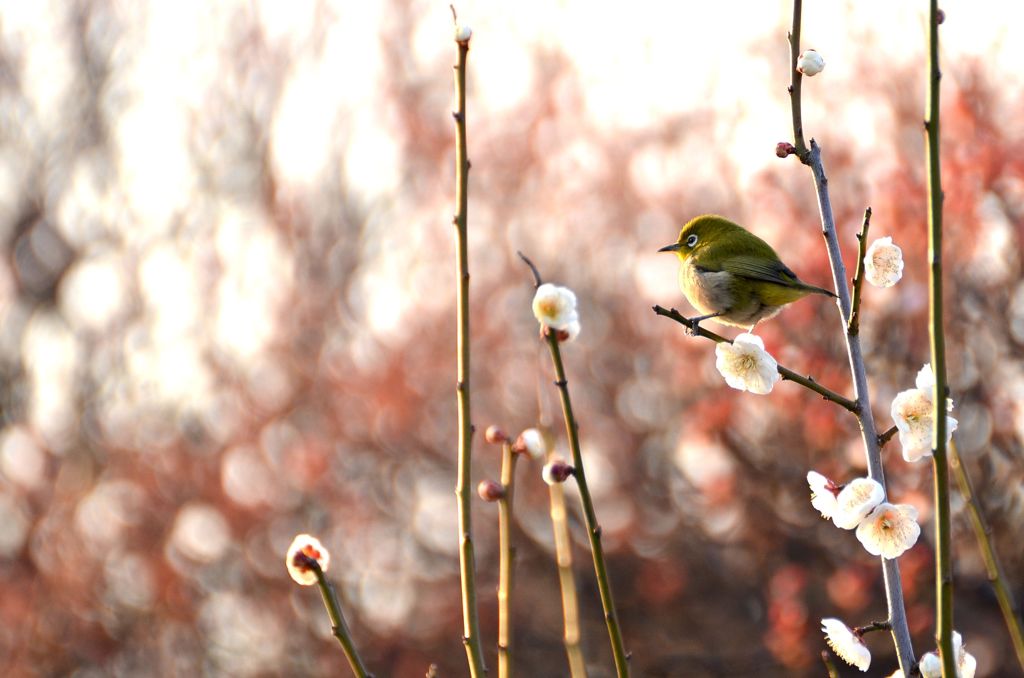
[802,282,838,298]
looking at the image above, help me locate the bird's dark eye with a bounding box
[685,234,699,247]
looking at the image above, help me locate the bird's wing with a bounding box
[717,256,801,287]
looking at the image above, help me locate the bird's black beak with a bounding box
[658,243,682,253]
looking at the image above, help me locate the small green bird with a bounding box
[658,214,836,331]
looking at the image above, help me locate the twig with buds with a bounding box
[786,0,809,161]
[519,252,631,677]
[652,305,858,412]
[847,207,872,336]
[289,545,374,678]
[784,0,915,671]
[450,8,486,676]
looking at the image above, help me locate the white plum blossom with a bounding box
[918,653,942,678]
[532,283,579,331]
[517,428,546,460]
[285,534,330,586]
[821,618,870,671]
[855,502,921,559]
[891,364,958,462]
[454,24,472,42]
[563,319,581,342]
[891,387,938,461]
[831,477,885,530]
[714,333,780,395]
[864,236,905,287]
[959,649,978,678]
[807,471,840,520]
[797,49,826,76]
[918,631,977,678]
[807,472,920,560]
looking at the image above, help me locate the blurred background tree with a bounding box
[0,1,1021,676]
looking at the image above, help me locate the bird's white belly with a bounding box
[681,264,734,316]
[680,263,782,326]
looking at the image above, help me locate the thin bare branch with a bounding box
[652,306,859,413]
[847,207,872,336]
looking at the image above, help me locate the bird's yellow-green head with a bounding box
[657,214,777,269]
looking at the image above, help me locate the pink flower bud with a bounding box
[484,425,508,445]
[513,429,545,459]
[542,460,574,485]
[796,49,825,76]
[775,142,796,158]
[285,534,330,586]
[477,479,506,502]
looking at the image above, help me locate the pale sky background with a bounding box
[0,0,1017,496]
[0,0,1016,481]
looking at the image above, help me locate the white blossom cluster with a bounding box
[885,631,978,678]
[807,472,920,560]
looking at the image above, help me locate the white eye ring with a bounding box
[685,234,699,247]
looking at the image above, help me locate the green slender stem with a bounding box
[786,0,809,161]
[847,207,872,336]
[544,330,631,677]
[820,650,840,678]
[519,252,601,674]
[498,442,520,678]
[519,252,628,674]
[949,440,1024,670]
[651,305,858,413]
[547,448,589,678]
[451,19,486,677]
[312,564,374,678]
[924,2,955,674]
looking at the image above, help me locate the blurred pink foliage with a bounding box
[0,2,1021,677]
